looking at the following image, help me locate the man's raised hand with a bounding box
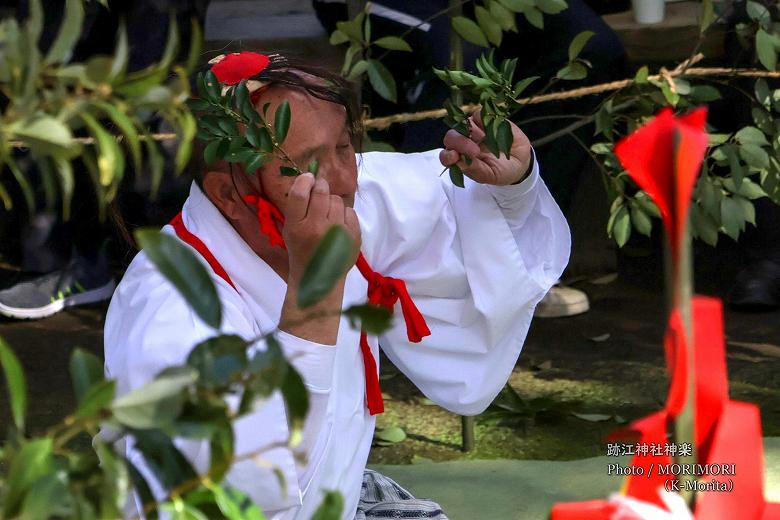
[283,173,361,281]
[439,111,533,186]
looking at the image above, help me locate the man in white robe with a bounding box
[104,62,570,519]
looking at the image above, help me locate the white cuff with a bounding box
[275,330,336,393]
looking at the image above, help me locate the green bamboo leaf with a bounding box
[513,76,539,97]
[311,491,344,520]
[116,17,178,96]
[81,112,125,188]
[475,7,502,47]
[366,59,397,103]
[364,12,371,43]
[34,151,58,210]
[451,16,489,48]
[346,59,369,81]
[185,17,203,74]
[522,7,544,29]
[756,28,777,71]
[490,1,517,31]
[274,100,291,144]
[297,226,355,307]
[108,23,128,81]
[0,337,26,432]
[342,44,362,76]
[25,0,43,41]
[175,110,197,174]
[336,16,364,43]
[144,138,165,197]
[93,100,142,170]
[700,0,715,33]
[69,348,104,404]
[112,367,197,429]
[85,55,114,85]
[0,151,32,212]
[0,181,11,210]
[537,0,568,14]
[373,36,412,52]
[135,228,223,328]
[11,115,77,156]
[568,30,595,61]
[449,163,465,188]
[51,155,74,219]
[498,0,534,12]
[556,62,588,81]
[329,29,349,45]
[3,438,53,518]
[43,0,84,65]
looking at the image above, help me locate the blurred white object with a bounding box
[534,284,590,318]
[632,0,665,24]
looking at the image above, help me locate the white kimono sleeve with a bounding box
[104,253,335,518]
[355,149,570,416]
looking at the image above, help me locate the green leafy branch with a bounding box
[189,73,320,177]
[329,8,413,103]
[0,0,202,218]
[0,225,391,519]
[433,32,594,186]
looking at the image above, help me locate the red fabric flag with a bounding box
[614,107,708,257]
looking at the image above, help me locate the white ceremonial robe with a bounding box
[104,149,570,519]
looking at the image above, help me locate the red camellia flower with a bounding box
[614,107,708,257]
[211,52,270,85]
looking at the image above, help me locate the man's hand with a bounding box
[439,111,533,186]
[283,173,362,282]
[279,172,361,345]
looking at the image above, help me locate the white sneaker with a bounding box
[534,284,590,318]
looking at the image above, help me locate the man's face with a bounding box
[250,85,358,211]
